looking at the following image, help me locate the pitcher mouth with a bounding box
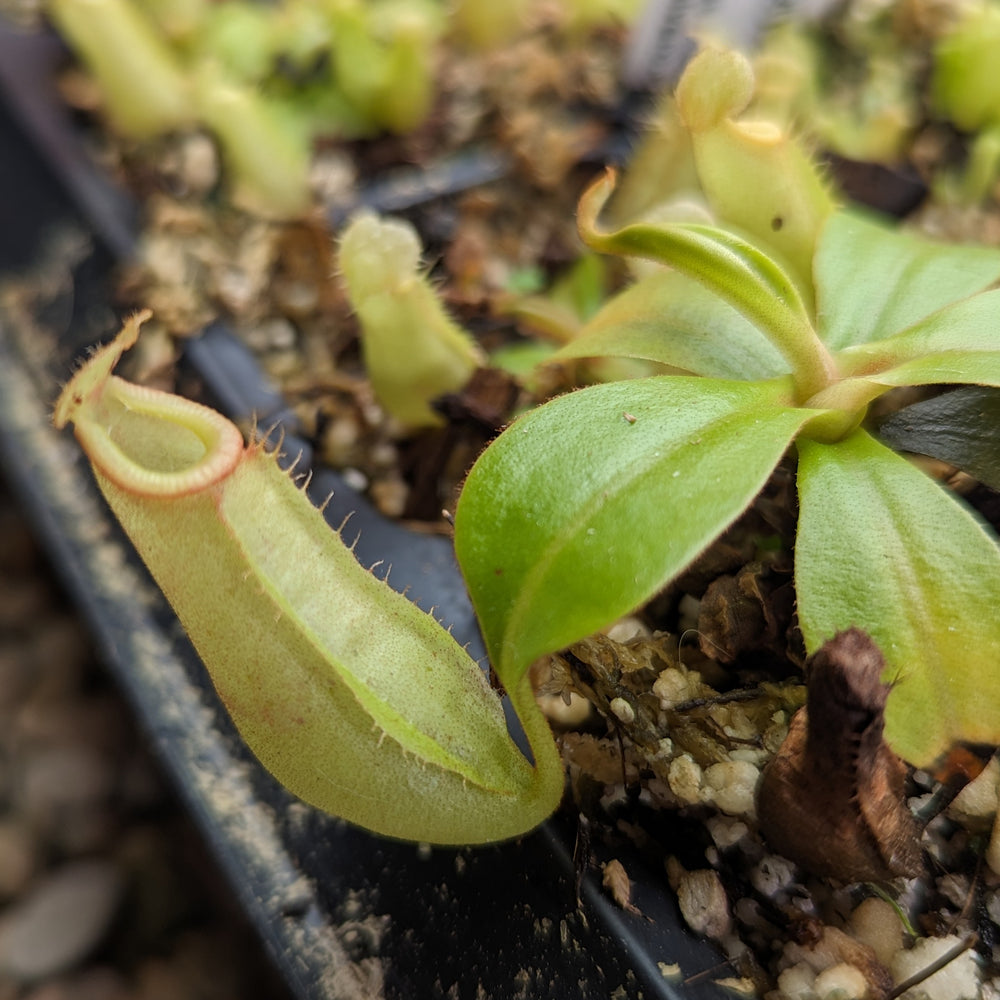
[54,311,244,498]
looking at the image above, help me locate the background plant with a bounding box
[748,1,1000,205]
[47,0,449,216]
[338,211,484,428]
[46,0,643,218]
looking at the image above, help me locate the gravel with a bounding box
[0,475,292,1000]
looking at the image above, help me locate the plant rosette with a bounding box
[455,165,1000,773]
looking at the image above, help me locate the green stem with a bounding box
[802,374,886,422]
[798,375,891,442]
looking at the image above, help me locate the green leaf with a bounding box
[490,340,559,376]
[862,352,1000,390]
[551,251,609,323]
[878,387,1000,491]
[455,375,818,679]
[815,211,1000,351]
[836,287,1000,384]
[555,269,790,380]
[795,430,1000,766]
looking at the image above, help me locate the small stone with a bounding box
[177,132,219,196]
[366,436,397,467]
[676,869,731,940]
[369,476,408,519]
[309,149,357,204]
[0,820,39,899]
[243,317,298,353]
[0,860,124,981]
[948,756,1000,834]
[320,416,362,466]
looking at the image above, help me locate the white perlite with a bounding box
[609,697,636,725]
[890,936,980,1000]
[667,753,703,805]
[813,963,868,1000]
[703,760,759,817]
[848,897,904,968]
[653,667,698,709]
[776,962,817,1000]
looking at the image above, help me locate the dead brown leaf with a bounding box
[756,628,924,883]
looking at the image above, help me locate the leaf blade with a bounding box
[836,286,1000,386]
[862,351,1000,390]
[555,268,790,380]
[455,375,815,681]
[796,430,1000,765]
[815,210,1000,351]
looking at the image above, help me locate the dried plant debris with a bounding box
[601,858,643,916]
[547,627,1000,997]
[757,628,925,884]
[696,559,797,667]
